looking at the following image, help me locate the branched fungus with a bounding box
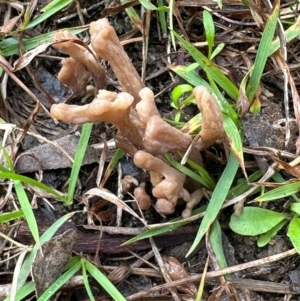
[52,31,106,92]
[89,18,144,104]
[51,18,226,217]
[193,86,224,151]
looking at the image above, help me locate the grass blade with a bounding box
[14,180,40,246]
[246,0,279,103]
[67,123,93,205]
[84,259,127,301]
[186,152,239,256]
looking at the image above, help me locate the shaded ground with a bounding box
[1,0,300,300]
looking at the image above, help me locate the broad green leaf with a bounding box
[255,181,300,202]
[0,210,24,223]
[246,0,279,104]
[84,259,127,301]
[288,215,300,253]
[257,219,288,247]
[291,203,300,214]
[187,152,239,256]
[230,207,287,236]
[14,180,40,246]
[67,123,92,205]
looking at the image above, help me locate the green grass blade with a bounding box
[223,115,245,175]
[172,31,239,100]
[269,15,300,56]
[210,220,231,280]
[81,259,96,301]
[84,259,127,301]
[0,171,66,202]
[0,210,24,222]
[255,181,300,202]
[186,151,239,256]
[0,27,87,57]
[67,123,93,205]
[14,180,40,246]
[246,0,279,103]
[24,0,74,29]
[123,205,207,245]
[165,153,214,189]
[3,282,35,301]
[203,10,215,59]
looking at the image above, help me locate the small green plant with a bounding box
[170,84,195,122]
[229,181,300,251]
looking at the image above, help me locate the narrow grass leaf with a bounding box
[123,205,207,245]
[0,27,87,57]
[230,207,287,236]
[227,170,262,199]
[0,210,24,222]
[269,15,300,56]
[210,42,225,60]
[255,181,300,202]
[10,249,28,301]
[186,152,239,256]
[183,155,216,189]
[14,180,40,246]
[81,259,96,301]
[288,215,300,254]
[37,261,81,301]
[172,31,239,100]
[210,220,230,279]
[165,153,214,189]
[67,123,92,205]
[84,259,127,301]
[24,0,74,29]
[223,115,246,177]
[258,219,288,247]
[246,0,279,103]
[3,282,35,301]
[138,0,158,10]
[0,171,66,202]
[203,10,215,59]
